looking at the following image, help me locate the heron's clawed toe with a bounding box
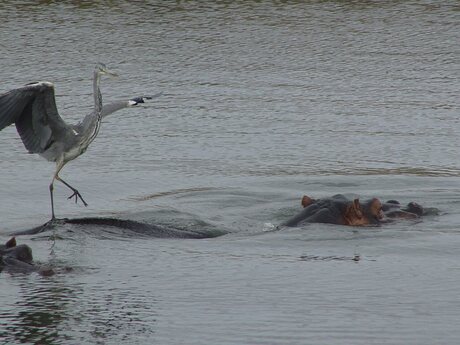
[67,190,88,207]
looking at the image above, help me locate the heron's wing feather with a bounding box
[101,100,130,119]
[0,87,32,130]
[0,83,70,153]
[72,100,128,134]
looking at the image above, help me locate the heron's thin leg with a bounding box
[49,180,56,220]
[55,176,88,207]
[48,177,59,242]
[49,159,65,220]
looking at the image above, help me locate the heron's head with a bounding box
[95,62,118,77]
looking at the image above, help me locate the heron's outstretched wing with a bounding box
[0,82,70,153]
[101,92,163,118]
[72,93,162,134]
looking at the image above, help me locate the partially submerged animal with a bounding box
[0,237,54,276]
[381,200,425,219]
[10,217,226,239]
[282,194,382,227]
[282,194,433,227]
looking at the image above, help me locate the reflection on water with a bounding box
[70,287,158,344]
[0,274,159,344]
[0,0,459,344]
[0,279,79,344]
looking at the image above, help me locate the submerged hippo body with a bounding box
[11,217,226,239]
[282,194,383,227]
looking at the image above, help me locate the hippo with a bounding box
[9,215,227,238]
[281,194,431,228]
[0,237,54,276]
[381,200,424,219]
[281,194,383,227]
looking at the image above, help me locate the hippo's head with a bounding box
[1,238,33,264]
[7,245,33,263]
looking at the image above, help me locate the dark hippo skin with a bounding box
[0,237,32,263]
[281,194,384,227]
[1,237,33,271]
[0,237,54,276]
[282,194,437,228]
[11,217,226,239]
[381,200,425,219]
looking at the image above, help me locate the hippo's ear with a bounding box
[352,199,363,216]
[301,195,314,208]
[5,237,16,248]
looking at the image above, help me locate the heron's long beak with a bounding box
[105,69,118,77]
[101,66,118,77]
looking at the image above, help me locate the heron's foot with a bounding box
[67,190,88,207]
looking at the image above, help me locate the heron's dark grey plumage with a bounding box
[0,82,69,155]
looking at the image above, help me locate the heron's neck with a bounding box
[93,71,103,114]
[78,70,104,149]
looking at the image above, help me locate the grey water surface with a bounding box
[0,1,459,344]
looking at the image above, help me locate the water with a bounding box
[1,1,459,344]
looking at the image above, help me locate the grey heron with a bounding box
[0,63,161,219]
